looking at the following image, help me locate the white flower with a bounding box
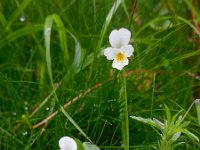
[104,28,134,70]
[58,136,77,150]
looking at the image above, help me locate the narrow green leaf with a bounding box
[170,49,200,63]
[70,34,85,74]
[82,53,94,69]
[60,107,92,143]
[83,142,100,150]
[180,129,199,142]
[44,16,54,86]
[74,138,84,150]
[51,14,69,65]
[29,82,60,118]
[164,105,171,126]
[130,116,157,127]
[153,118,164,129]
[178,121,190,128]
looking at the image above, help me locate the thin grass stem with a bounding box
[121,69,129,150]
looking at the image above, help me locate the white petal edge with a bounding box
[109,29,121,48]
[112,58,128,71]
[59,136,77,150]
[121,45,134,57]
[104,47,118,60]
[118,28,131,46]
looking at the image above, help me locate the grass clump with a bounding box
[0,0,200,149]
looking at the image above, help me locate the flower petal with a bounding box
[121,45,134,57]
[109,29,121,48]
[118,28,131,46]
[104,47,118,60]
[112,57,128,70]
[59,136,77,150]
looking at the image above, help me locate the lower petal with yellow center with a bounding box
[115,52,125,62]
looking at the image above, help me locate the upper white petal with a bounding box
[112,57,129,71]
[109,29,121,48]
[121,45,134,57]
[59,136,77,150]
[104,47,118,60]
[109,28,131,48]
[118,28,131,46]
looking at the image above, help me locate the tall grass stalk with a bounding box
[120,70,129,150]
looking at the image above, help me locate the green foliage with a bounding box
[1,0,200,149]
[130,105,199,150]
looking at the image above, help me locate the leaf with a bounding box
[164,105,171,126]
[60,107,92,143]
[74,139,84,150]
[82,53,94,69]
[172,132,181,142]
[170,113,179,128]
[180,129,199,142]
[70,34,85,74]
[130,116,157,128]
[153,118,164,129]
[178,121,190,128]
[83,142,100,150]
[51,15,69,64]
[44,15,54,86]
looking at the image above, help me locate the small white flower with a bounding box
[58,136,77,150]
[104,28,134,70]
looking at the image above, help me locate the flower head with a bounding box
[104,28,134,70]
[58,136,77,150]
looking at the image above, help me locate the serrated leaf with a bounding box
[83,142,100,150]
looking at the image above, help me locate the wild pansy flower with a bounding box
[58,136,77,150]
[104,28,134,70]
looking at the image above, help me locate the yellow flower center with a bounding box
[116,52,125,62]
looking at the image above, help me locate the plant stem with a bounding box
[121,70,129,150]
[195,100,200,125]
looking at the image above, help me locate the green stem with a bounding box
[121,70,129,150]
[195,100,200,125]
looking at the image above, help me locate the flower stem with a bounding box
[121,70,129,150]
[195,100,200,125]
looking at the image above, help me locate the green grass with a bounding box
[1,0,200,149]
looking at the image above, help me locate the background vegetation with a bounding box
[0,0,200,149]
